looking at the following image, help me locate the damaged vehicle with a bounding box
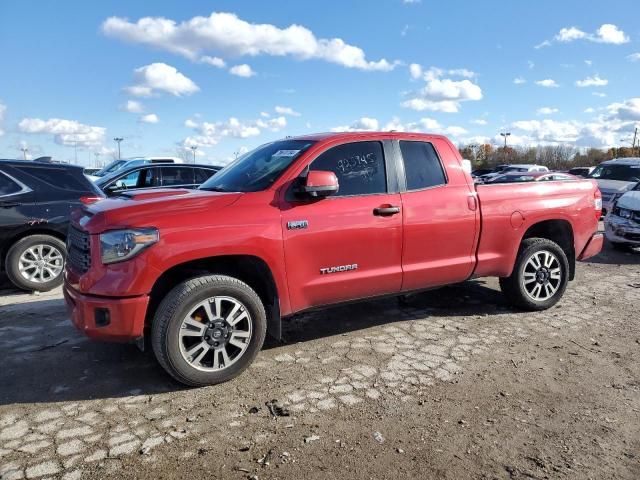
[0,160,103,291]
[588,158,640,215]
[604,181,640,250]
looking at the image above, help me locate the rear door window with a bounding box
[310,141,387,196]
[161,167,196,187]
[20,166,89,191]
[0,171,23,196]
[399,141,446,190]
[194,168,216,184]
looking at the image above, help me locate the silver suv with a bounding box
[588,158,640,215]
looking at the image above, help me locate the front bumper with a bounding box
[604,217,640,246]
[64,283,149,342]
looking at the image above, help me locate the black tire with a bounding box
[5,235,66,292]
[151,275,267,387]
[499,238,569,311]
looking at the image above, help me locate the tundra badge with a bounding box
[320,264,358,275]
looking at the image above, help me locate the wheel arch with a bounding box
[1,227,67,271]
[520,219,575,280]
[146,254,282,341]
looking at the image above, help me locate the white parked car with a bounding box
[479,164,549,182]
[604,181,640,250]
[88,157,184,181]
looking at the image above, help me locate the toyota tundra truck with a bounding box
[64,132,603,386]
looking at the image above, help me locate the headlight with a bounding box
[614,207,633,219]
[100,228,159,264]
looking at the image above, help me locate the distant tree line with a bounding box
[458,144,639,170]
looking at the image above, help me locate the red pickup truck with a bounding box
[64,132,603,386]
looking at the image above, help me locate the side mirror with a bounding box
[299,170,339,198]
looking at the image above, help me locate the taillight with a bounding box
[594,188,602,219]
[80,195,102,205]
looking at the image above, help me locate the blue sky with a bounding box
[1,0,639,166]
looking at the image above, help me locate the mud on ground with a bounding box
[0,243,639,480]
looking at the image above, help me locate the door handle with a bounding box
[0,201,20,208]
[373,205,400,216]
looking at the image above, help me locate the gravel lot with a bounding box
[1,242,639,480]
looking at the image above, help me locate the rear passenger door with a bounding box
[396,139,478,291]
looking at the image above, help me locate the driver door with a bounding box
[280,140,403,312]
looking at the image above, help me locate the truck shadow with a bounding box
[0,280,508,406]
[586,243,640,266]
[272,279,509,347]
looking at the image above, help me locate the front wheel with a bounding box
[499,238,569,311]
[151,275,267,387]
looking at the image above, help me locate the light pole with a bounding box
[500,132,511,161]
[190,145,198,163]
[114,137,124,160]
[94,152,101,167]
[20,146,28,160]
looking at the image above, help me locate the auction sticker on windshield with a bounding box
[274,150,301,157]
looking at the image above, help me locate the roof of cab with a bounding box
[287,131,450,142]
[600,157,640,165]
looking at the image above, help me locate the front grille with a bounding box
[67,226,91,273]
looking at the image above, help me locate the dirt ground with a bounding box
[1,242,639,480]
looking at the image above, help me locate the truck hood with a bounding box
[76,189,242,233]
[617,190,640,211]
[595,179,635,195]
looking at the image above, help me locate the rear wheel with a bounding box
[151,275,267,387]
[5,235,66,291]
[499,238,569,311]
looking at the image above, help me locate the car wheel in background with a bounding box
[151,275,267,387]
[5,234,66,291]
[499,238,569,311]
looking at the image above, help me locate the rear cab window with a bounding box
[398,141,447,190]
[310,141,387,196]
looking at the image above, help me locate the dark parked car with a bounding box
[95,163,221,196]
[0,160,104,291]
[568,166,595,178]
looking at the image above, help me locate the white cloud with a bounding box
[183,114,287,148]
[536,23,629,48]
[102,12,398,72]
[139,113,159,124]
[593,92,607,98]
[199,55,226,68]
[18,118,106,147]
[584,108,595,113]
[627,53,640,62]
[513,77,526,85]
[471,118,488,125]
[575,75,608,87]
[537,107,559,115]
[229,64,255,77]
[606,97,640,121]
[585,59,593,66]
[0,102,6,136]
[125,63,199,97]
[274,106,300,117]
[409,63,422,79]
[535,79,559,88]
[331,117,379,132]
[402,66,482,113]
[259,112,270,118]
[121,100,144,113]
[331,116,467,138]
[403,0,421,3]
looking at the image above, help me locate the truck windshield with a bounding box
[589,164,640,182]
[199,139,316,192]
